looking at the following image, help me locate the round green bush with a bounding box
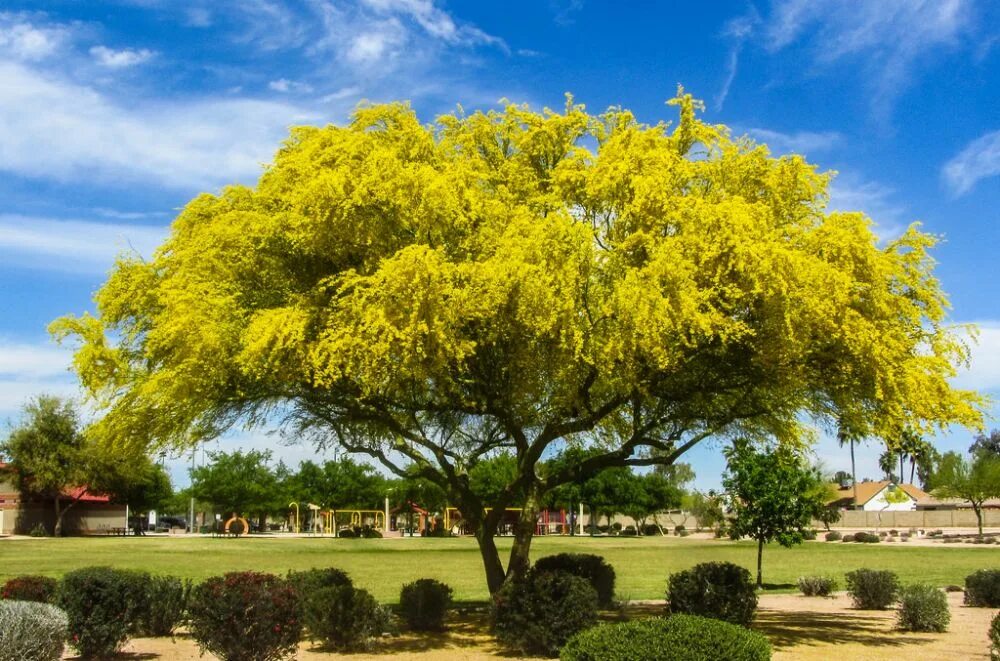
[845,569,899,610]
[338,528,356,538]
[301,584,388,650]
[399,578,453,631]
[824,531,842,542]
[287,567,352,594]
[560,614,771,661]
[896,584,950,632]
[965,569,1000,607]
[57,567,147,659]
[138,575,191,637]
[534,553,617,607]
[842,534,856,542]
[0,600,69,661]
[1,575,58,603]
[797,576,837,597]
[989,611,1000,660]
[493,569,599,657]
[667,562,758,626]
[188,571,302,661]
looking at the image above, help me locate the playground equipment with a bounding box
[443,507,574,536]
[329,509,386,536]
[223,515,250,536]
[288,502,300,533]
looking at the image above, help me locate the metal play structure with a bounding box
[444,507,578,536]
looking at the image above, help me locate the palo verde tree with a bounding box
[51,89,983,594]
[723,440,829,588]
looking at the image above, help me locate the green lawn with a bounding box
[1,535,993,603]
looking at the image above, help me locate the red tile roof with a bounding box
[0,462,111,503]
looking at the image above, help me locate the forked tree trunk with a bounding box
[506,489,541,585]
[475,523,506,595]
[756,537,764,588]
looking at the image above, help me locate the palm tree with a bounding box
[838,427,860,509]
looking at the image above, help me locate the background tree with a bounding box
[970,430,1000,458]
[190,450,281,529]
[287,457,385,510]
[53,91,984,594]
[723,441,828,588]
[688,490,726,533]
[97,455,173,530]
[931,451,1000,535]
[1,396,100,536]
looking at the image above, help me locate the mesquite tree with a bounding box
[52,90,982,594]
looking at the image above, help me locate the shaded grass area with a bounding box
[1,535,994,603]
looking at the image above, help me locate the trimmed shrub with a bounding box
[560,614,771,661]
[399,579,453,631]
[338,528,356,538]
[674,525,686,535]
[57,567,147,658]
[641,524,663,536]
[802,529,817,541]
[797,576,837,597]
[853,532,880,543]
[897,584,950,632]
[139,575,190,637]
[667,562,757,626]
[965,570,1000,607]
[360,525,382,539]
[990,611,1000,661]
[287,567,352,595]
[0,600,69,661]
[29,523,48,537]
[842,534,856,542]
[534,553,617,608]
[825,531,842,542]
[845,569,899,610]
[1,575,58,603]
[493,569,598,657]
[188,571,302,661]
[301,585,388,650]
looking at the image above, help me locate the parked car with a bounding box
[156,516,188,530]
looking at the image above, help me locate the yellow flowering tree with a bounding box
[52,89,983,593]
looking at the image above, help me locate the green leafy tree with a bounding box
[723,441,828,587]
[99,456,173,529]
[52,91,984,594]
[970,430,1000,458]
[932,451,1000,535]
[1,396,106,536]
[288,457,385,510]
[688,491,725,533]
[190,450,280,527]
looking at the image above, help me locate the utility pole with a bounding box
[188,448,196,534]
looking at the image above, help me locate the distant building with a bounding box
[0,462,127,535]
[827,481,929,512]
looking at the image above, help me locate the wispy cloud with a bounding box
[745,127,842,156]
[0,339,79,416]
[827,175,907,241]
[89,45,155,68]
[0,215,167,273]
[942,129,1000,196]
[715,10,759,110]
[0,11,73,61]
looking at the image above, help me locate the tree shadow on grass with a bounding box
[753,608,909,650]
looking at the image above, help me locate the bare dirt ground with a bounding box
[64,592,994,660]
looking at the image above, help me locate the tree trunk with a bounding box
[756,537,764,588]
[850,439,858,510]
[506,488,541,585]
[53,497,63,537]
[899,455,905,484]
[975,504,984,536]
[475,523,507,595]
[909,458,916,485]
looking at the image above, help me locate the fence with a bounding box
[820,508,1000,530]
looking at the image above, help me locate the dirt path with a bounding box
[66,592,995,660]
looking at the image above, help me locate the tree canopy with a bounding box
[932,450,1000,535]
[51,89,984,592]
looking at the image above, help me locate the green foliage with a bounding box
[399,578,453,631]
[287,567,353,596]
[493,569,598,657]
[0,600,69,661]
[191,449,283,519]
[666,562,758,626]
[933,452,1000,534]
[301,585,387,650]
[533,553,617,608]
[188,571,301,661]
[896,584,950,632]
[28,523,48,537]
[57,567,147,658]
[964,569,1000,607]
[138,575,190,637]
[797,576,837,597]
[560,615,772,661]
[853,531,880,543]
[845,569,899,609]
[990,611,1000,660]
[723,441,829,586]
[824,531,842,541]
[288,457,385,510]
[689,491,726,532]
[2,576,58,603]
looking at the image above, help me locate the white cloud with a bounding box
[0,61,323,190]
[745,127,842,155]
[268,78,313,93]
[346,20,407,64]
[359,0,506,50]
[952,321,1000,393]
[0,12,70,61]
[0,215,167,273]
[89,45,155,68]
[185,8,213,28]
[715,11,759,110]
[0,340,80,417]
[827,175,907,240]
[321,86,362,102]
[942,129,1000,196]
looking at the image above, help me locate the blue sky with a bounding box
[0,0,997,491]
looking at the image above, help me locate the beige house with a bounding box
[828,481,930,512]
[0,463,127,535]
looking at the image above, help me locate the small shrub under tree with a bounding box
[0,600,69,661]
[57,567,147,659]
[667,562,758,626]
[845,569,899,610]
[1,575,58,603]
[301,585,387,650]
[188,571,302,661]
[560,614,771,661]
[492,569,598,657]
[533,553,617,608]
[896,584,950,632]
[965,569,1000,607]
[287,567,353,595]
[797,576,837,597]
[139,575,191,637]
[399,579,453,631]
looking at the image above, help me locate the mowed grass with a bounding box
[1,535,994,603]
